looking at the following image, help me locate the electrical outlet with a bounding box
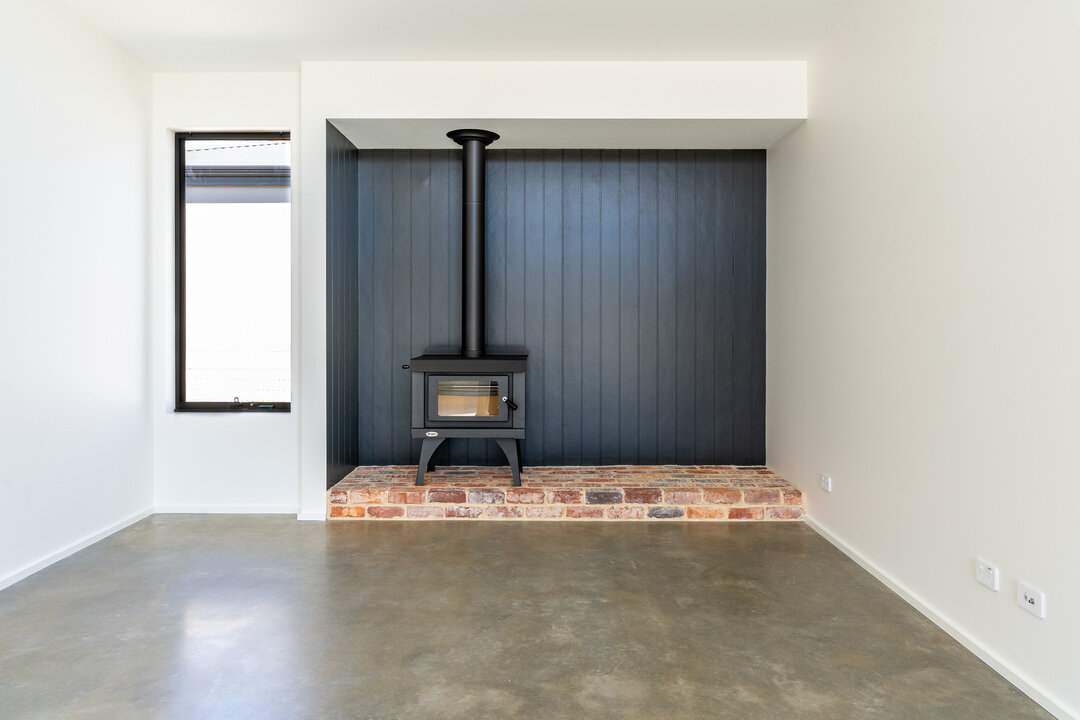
[819,473,832,493]
[1017,581,1046,619]
[975,559,999,591]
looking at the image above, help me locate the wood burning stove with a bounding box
[407,129,527,486]
[409,353,526,486]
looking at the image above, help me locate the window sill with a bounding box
[175,402,291,413]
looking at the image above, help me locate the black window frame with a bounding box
[175,131,292,413]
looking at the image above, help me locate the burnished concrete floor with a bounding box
[0,516,1052,719]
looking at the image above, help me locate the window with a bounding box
[175,132,291,411]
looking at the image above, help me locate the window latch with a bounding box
[231,397,277,410]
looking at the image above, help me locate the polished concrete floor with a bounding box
[0,517,1052,720]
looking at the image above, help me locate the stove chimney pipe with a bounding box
[447,128,499,358]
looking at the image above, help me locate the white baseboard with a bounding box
[804,515,1075,720]
[0,507,154,592]
[296,511,326,521]
[154,505,299,514]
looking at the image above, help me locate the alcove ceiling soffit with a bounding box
[330,118,803,150]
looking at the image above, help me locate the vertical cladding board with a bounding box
[656,151,679,464]
[561,151,584,465]
[636,151,659,464]
[579,151,603,465]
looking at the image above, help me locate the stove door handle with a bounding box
[501,396,519,412]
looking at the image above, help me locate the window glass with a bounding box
[178,135,290,409]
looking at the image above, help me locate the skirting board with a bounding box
[804,515,1075,720]
[297,511,326,521]
[155,505,299,514]
[0,506,153,592]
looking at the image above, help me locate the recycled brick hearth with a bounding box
[328,466,804,521]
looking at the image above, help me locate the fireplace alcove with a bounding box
[325,121,766,490]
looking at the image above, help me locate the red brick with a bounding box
[348,489,386,504]
[728,507,765,520]
[525,507,564,518]
[624,488,662,504]
[506,488,545,504]
[485,506,523,518]
[468,489,505,504]
[406,506,445,518]
[367,506,404,519]
[388,490,424,504]
[686,507,728,520]
[666,490,703,505]
[606,507,646,519]
[703,489,743,504]
[782,489,804,505]
[329,505,365,518]
[743,489,781,505]
[765,506,804,520]
[548,490,584,504]
[565,506,604,519]
[329,490,348,504]
[427,489,467,503]
[445,506,483,518]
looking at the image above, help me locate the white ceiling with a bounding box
[63,0,855,71]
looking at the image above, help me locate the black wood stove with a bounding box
[407,129,527,486]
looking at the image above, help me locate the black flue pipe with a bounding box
[447,128,499,358]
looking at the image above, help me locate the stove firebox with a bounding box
[407,128,526,486]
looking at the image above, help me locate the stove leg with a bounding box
[416,437,446,486]
[495,438,522,487]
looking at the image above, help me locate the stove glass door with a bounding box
[426,375,510,425]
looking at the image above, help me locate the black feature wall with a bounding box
[326,124,360,488]
[341,147,765,472]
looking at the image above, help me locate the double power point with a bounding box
[975,559,999,590]
[975,558,1046,619]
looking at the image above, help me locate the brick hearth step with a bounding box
[328,466,804,521]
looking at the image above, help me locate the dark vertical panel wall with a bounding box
[325,124,360,487]
[352,148,765,466]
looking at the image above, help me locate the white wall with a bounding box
[299,60,808,518]
[151,73,301,513]
[0,1,152,587]
[767,1,1080,717]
